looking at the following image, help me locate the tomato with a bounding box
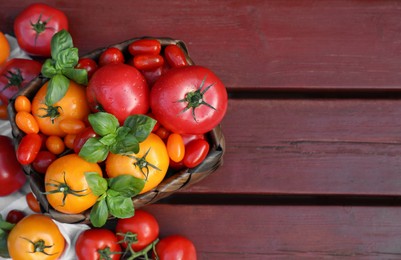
[6,210,25,224]
[76,58,98,79]
[106,133,169,194]
[99,47,125,66]
[59,118,86,134]
[32,80,90,137]
[167,133,185,162]
[32,150,57,174]
[154,126,170,141]
[14,95,32,112]
[73,126,97,154]
[13,3,68,57]
[45,154,102,214]
[155,235,197,260]
[116,210,159,252]
[75,229,121,260]
[140,62,170,86]
[0,136,26,196]
[181,133,206,145]
[0,32,10,65]
[15,111,39,134]
[0,103,8,120]
[133,54,164,71]
[0,59,41,105]
[150,66,228,134]
[164,45,189,68]
[128,39,161,56]
[7,214,65,260]
[183,139,209,168]
[17,133,42,165]
[26,192,41,213]
[45,135,65,155]
[64,134,76,149]
[87,63,149,124]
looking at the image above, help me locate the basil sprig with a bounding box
[79,112,157,163]
[41,29,88,105]
[0,216,15,258]
[85,172,145,227]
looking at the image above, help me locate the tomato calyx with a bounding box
[1,69,24,92]
[97,246,121,260]
[39,105,62,124]
[20,237,58,256]
[117,231,159,260]
[30,14,53,45]
[127,148,161,179]
[177,75,216,122]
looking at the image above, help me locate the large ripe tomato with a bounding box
[0,135,26,196]
[150,65,227,134]
[87,63,149,124]
[75,229,121,260]
[32,80,90,137]
[0,59,42,104]
[45,154,102,214]
[155,235,197,260]
[105,133,169,194]
[115,210,159,252]
[7,214,65,260]
[13,3,68,57]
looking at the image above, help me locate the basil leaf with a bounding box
[62,67,88,85]
[85,172,107,196]
[56,48,79,69]
[51,29,73,60]
[108,174,145,197]
[79,137,109,163]
[0,232,10,258]
[90,199,109,228]
[99,133,117,146]
[41,59,57,78]
[124,115,157,142]
[89,112,120,136]
[0,216,14,231]
[110,134,139,154]
[106,192,134,219]
[45,74,70,106]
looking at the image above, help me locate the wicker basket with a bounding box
[7,37,225,224]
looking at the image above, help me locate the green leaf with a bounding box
[62,67,88,85]
[85,172,107,196]
[41,59,57,78]
[90,199,109,228]
[45,74,70,106]
[0,216,14,231]
[99,133,117,146]
[56,48,79,69]
[0,232,10,258]
[106,192,135,219]
[89,112,120,136]
[79,137,109,163]
[110,134,139,154]
[124,115,157,142]
[108,174,145,197]
[51,29,74,60]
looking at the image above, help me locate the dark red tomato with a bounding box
[128,39,161,55]
[0,59,42,104]
[13,3,68,57]
[16,133,42,165]
[87,63,149,124]
[0,135,26,196]
[98,47,125,66]
[133,54,164,71]
[73,126,97,154]
[6,210,26,224]
[76,58,98,79]
[140,62,170,87]
[150,66,227,134]
[26,192,41,213]
[115,210,159,252]
[75,228,121,260]
[183,139,209,168]
[181,134,205,146]
[164,45,189,68]
[32,150,57,174]
[155,235,197,260]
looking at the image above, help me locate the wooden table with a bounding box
[2,0,401,258]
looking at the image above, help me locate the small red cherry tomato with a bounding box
[167,133,185,162]
[164,44,189,67]
[26,192,41,213]
[183,139,209,168]
[73,126,97,154]
[99,47,125,66]
[76,58,98,79]
[32,150,57,174]
[17,133,42,165]
[6,210,26,224]
[128,39,161,55]
[133,54,164,71]
[154,126,170,140]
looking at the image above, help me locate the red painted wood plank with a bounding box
[2,1,401,91]
[182,98,401,196]
[144,204,401,258]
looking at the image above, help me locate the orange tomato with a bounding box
[64,134,76,149]
[32,80,90,137]
[14,95,32,112]
[45,135,65,155]
[59,118,86,134]
[45,154,102,214]
[15,111,39,134]
[0,32,10,65]
[166,133,185,162]
[106,133,169,194]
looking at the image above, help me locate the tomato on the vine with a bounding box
[75,229,121,260]
[150,65,227,134]
[155,235,197,260]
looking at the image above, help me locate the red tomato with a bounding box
[155,235,197,260]
[87,63,149,124]
[128,39,161,55]
[75,228,121,260]
[116,210,159,252]
[26,192,41,213]
[0,104,7,119]
[17,133,42,165]
[164,45,189,68]
[181,134,206,145]
[0,135,26,196]
[140,62,170,87]
[76,58,98,79]
[99,47,125,66]
[150,66,227,134]
[73,126,97,154]
[32,150,57,174]
[183,139,209,168]
[133,54,164,71]
[6,210,26,224]
[0,59,41,104]
[13,3,68,57]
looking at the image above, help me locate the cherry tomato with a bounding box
[183,139,209,168]
[155,235,197,260]
[32,150,57,174]
[164,44,189,68]
[0,31,10,65]
[17,133,42,165]
[13,3,68,57]
[26,192,41,213]
[128,39,161,55]
[14,95,31,112]
[59,118,86,135]
[6,210,26,224]
[167,133,185,162]
[154,126,170,140]
[99,47,125,66]
[76,58,98,79]
[133,54,164,71]
[140,62,170,87]
[64,134,76,149]
[181,133,206,145]
[46,135,65,155]
[75,229,121,260]
[73,126,97,154]
[0,104,7,120]
[15,111,39,134]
